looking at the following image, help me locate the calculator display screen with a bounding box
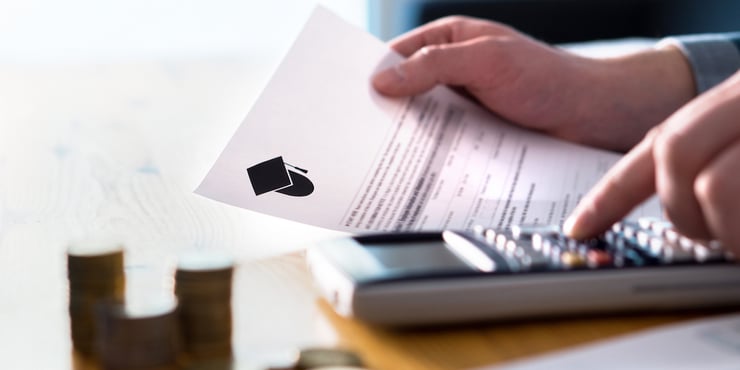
[343,241,475,282]
[365,242,469,272]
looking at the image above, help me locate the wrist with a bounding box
[579,46,695,151]
[650,43,698,100]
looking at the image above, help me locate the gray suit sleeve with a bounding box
[658,32,740,94]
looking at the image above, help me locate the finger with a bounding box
[373,38,490,96]
[388,16,512,57]
[387,17,460,57]
[694,138,740,256]
[652,72,740,238]
[564,130,658,239]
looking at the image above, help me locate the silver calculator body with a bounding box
[307,219,740,326]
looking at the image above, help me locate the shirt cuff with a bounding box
[657,33,740,94]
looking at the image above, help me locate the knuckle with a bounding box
[652,129,690,173]
[432,15,474,33]
[694,170,730,209]
[693,169,736,242]
[417,45,443,61]
[643,125,662,141]
[438,15,474,25]
[477,35,502,45]
[437,15,510,37]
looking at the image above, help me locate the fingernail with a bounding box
[563,216,579,237]
[372,65,406,90]
[564,211,590,240]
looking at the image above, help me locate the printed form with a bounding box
[486,312,740,370]
[196,7,660,233]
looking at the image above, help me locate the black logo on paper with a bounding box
[246,156,314,197]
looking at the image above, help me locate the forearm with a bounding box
[564,46,695,152]
[565,32,740,153]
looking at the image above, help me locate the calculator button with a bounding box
[649,221,673,235]
[634,231,662,258]
[661,244,695,264]
[495,233,509,251]
[531,233,544,251]
[603,230,617,246]
[561,251,586,268]
[662,229,678,243]
[501,253,522,272]
[511,239,551,270]
[473,224,486,236]
[648,237,665,257]
[586,250,612,268]
[637,217,662,230]
[693,244,712,262]
[537,235,568,252]
[621,221,639,239]
[693,242,726,262]
[511,224,560,241]
[636,230,651,249]
[540,240,554,256]
[565,238,580,251]
[443,231,508,273]
[531,233,561,252]
[526,253,552,270]
[708,240,724,250]
[583,238,601,248]
[483,229,497,244]
[504,240,518,256]
[612,253,625,267]
[518,254,533,269]
[613,237,628,251]
[679,236,695,250]
[548,244,562,260]
[623,249,647,266]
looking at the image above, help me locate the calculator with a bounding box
[306,218,740,326]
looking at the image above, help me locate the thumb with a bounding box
[372,40,485,96]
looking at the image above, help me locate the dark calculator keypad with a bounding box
[457,217,735,273]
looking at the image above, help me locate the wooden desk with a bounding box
[0,57,728,370]
[71,251,721,370]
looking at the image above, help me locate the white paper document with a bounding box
[485,313,740,370]
[196,7,660,233]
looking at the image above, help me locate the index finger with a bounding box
[388,16,512,57]
[388,18,461,57]
[564,130,659,239]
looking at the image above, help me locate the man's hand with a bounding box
[565,70,740,256]
[372,16,695,152]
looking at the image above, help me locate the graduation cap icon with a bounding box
[246,156,314,197]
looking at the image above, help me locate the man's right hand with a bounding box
[565,70,740,258]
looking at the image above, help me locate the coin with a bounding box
[95,297,182,370]
[67,237,125,357]
[295,348,365,369]
[175,250,235,360]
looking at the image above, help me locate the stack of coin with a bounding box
[67,240,125,357]
[95,298,182,370]
[295,348,365,369]
[175,250,234,360]
[265,347,367,370]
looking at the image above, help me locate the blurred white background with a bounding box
[0,3,369,367]
[0,0,367,64]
